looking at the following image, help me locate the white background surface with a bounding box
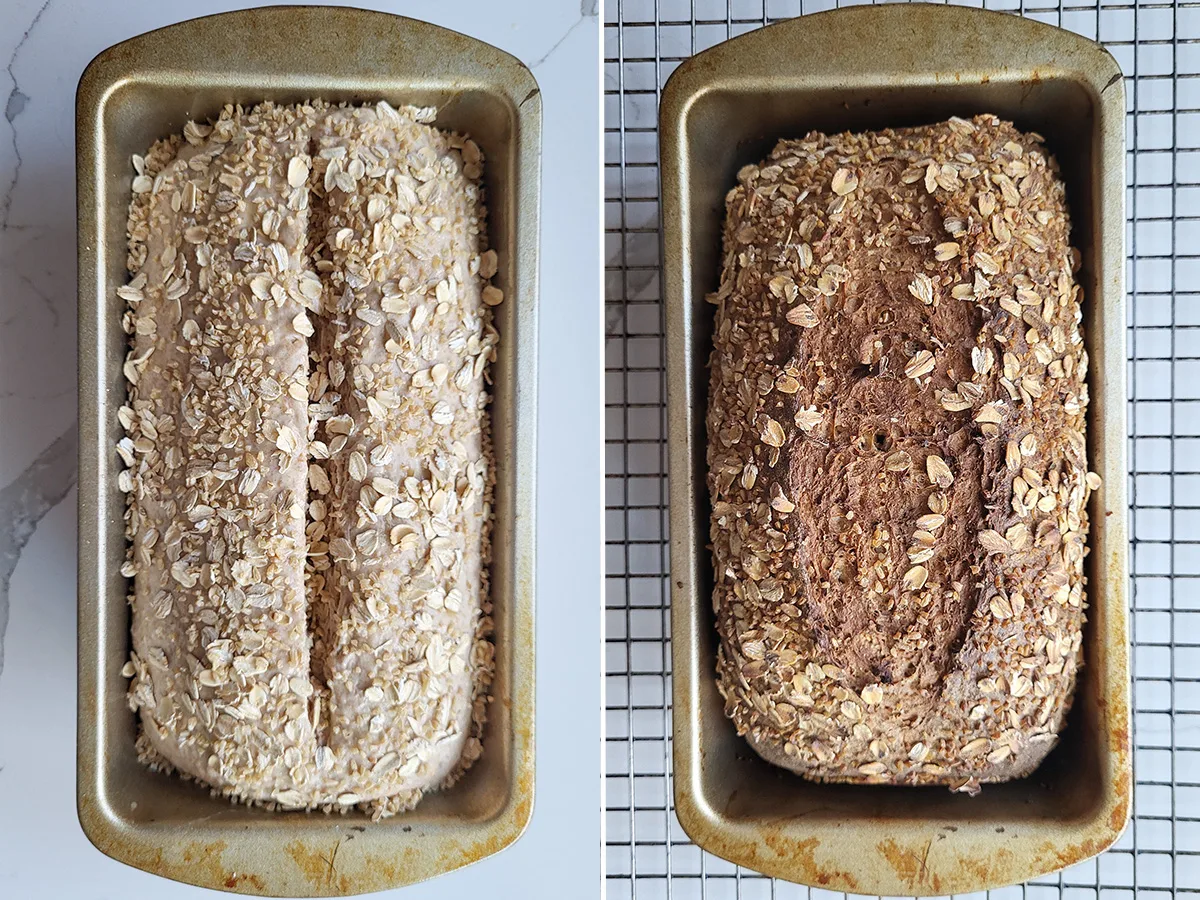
[0,1,601,898]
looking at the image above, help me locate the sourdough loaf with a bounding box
[707,115,1097,790]
[119,101,498,816]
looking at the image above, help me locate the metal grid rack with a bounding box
[604,0,1199,896]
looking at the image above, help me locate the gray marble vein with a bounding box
[531,0,597,70]
[2,0,50,229]
[0,423,77,679]
[14,270,59,327]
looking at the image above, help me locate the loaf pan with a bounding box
[77,7,539,895]
[661,5,1129,895]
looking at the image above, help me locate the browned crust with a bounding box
[707,115,1096,790]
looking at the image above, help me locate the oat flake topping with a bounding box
[707,115,1097,790]
[120,101,498,818]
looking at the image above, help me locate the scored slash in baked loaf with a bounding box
[119,101,500,817]
[707,115,1099,792]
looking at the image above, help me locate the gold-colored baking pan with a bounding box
[77,7,539,896]
[661,5,1129,895]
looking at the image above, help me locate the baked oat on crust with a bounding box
[707,114,1097,791]
[119,101,498,817]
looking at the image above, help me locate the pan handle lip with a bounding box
[76,5,541,121]
[660,2,1124,115]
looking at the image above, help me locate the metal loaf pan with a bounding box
[661,5,1129,894]
[77,7,539,895]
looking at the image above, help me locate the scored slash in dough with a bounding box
[707,115,1095,793]
[119,100,498,817]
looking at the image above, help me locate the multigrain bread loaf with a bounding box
[707,115,1098,792]
[118,101,500,817]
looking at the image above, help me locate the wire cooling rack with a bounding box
[604,0,1198,897]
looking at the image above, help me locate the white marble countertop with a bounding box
[0,1,600,897]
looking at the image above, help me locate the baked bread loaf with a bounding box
[119,101,499,816]
[707,115,1097,792]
